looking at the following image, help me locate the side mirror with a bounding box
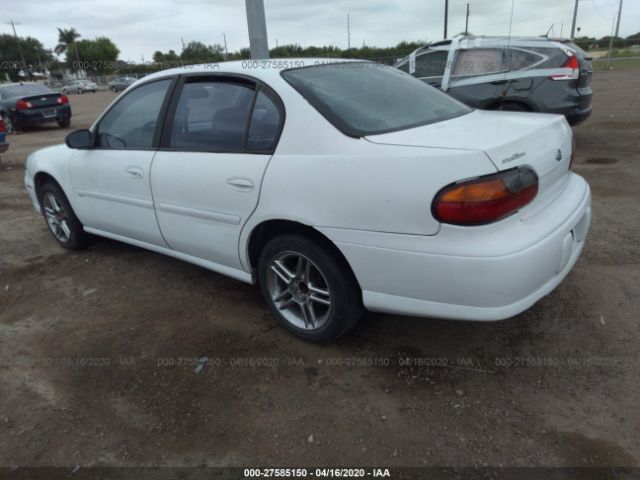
[65,129,94,149]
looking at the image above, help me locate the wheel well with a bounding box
[247,220,359,285]
[33,172,60,207]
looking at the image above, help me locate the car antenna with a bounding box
[544,24,554,38]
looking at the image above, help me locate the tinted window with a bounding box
[504,48,544,70]
[282,63,471,137]
[415,50,449,77]
[246,90,281,151]
[0,84,52,98]
[97,79,171,149]
[452,49,506,77]
[169,81,254,151]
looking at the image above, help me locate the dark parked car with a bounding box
[0,83,71,133]
[108,76,137,92]
[0,113,8,161]
[395,36,593,125]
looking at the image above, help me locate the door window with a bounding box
[246,90,282,151]
[452,48,506,77]
[97,79,171,149]
[415,50,449,78]
[169,81,255,152]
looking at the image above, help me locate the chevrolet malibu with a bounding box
[24,60,591,342]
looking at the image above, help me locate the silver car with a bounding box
[62,79,98,95]
[108,76,137,93]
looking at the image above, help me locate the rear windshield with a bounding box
[0,84,52,98]
[281,62,471,137]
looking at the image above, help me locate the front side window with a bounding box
[169,81,255,151]
[282,62,471,137]
[97,79,171,149]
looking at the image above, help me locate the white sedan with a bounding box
[24,59,591,342]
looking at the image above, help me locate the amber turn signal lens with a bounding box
[433,167,538,225]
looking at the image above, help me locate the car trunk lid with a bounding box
[20,93,64,108]
[365,109,573,214]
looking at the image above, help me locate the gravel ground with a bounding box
[0,71,639,471]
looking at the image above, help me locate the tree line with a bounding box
[1,27,639,83]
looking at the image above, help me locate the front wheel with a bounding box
[77,88,83,94]
[111,86,117,93]
[258,234,363,343]
[40,182,90,250]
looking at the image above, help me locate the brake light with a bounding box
[16,99,33,110]
[57,94,69,105]
[0,117,5,133]
[550,54,579,80]
[432,167,539,225]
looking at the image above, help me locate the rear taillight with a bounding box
[433,167,539,225]
[550,54,580,80]
[0,117,5,133]
[16,99,33,110]
[57,94,69,105]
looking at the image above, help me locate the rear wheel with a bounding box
[77,88,83,94]
[40,182,89,250]
[258,234,363,343]
[3,115,15,133]
[111,86,117,93]
[57,117,71,128]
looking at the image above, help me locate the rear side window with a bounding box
[415,50,449,77]
[246,90,282,151]
[282,62,471,137]
[452,49,506,77]
[169,81,255,151]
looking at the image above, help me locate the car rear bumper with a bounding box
[13,105,72,126]
[564,105,593,125]
[319,173,591,321]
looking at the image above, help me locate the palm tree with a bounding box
[55,28,81,77]
[55,28,80,56]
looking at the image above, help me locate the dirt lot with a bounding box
[1,72,639,472]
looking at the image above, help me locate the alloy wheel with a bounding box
[266,252,332,330]
[43,192,72,243]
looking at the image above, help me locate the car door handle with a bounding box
[125,166,144,179]
[227,177,255,191]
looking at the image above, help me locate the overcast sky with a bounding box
[4,0,638,62]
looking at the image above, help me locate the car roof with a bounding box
[140,58,368,85]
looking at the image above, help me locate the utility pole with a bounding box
[347,13,351,50]
[6,20,28,79]
[223,33,228,59]
[444,0,449,39]
[245,0,269,59]
[464,3,470,35]
[613,0,623,40]
[570,0,579,39]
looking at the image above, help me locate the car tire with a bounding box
[111,86,117,93]
[62,88,68,95]
[40,182,90,250]
[57,117,71,128]
[258,234,363,343]
[3,114,15,134]
[77,88,83,94]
